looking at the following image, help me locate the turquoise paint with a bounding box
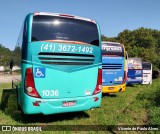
[16,13,102,115]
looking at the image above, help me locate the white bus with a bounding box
[142,62,152,84]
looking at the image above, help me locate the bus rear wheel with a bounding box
[16,88,21,111]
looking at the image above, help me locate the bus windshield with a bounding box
[102,43,124,57]
[142,62,151,70]
[32,15,99,46]
[128,58,142,69]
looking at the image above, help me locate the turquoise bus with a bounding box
[10,12,102,115]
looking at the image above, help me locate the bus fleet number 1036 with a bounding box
[41,90,59,97]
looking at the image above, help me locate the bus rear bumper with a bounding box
[22,93,102,115]
[102,84,126,93]
[142,81,152,84]
[127,80,142,85]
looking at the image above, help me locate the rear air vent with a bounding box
[38,52,94,65]
[102,63,122,69]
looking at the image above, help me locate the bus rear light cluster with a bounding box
[94,97,99,102]
[122,71,127,84]
[33,101,41,106]
[26,87,33,93]
[59,14,74,18]
[93,68,102,95]
[25,68,41,98]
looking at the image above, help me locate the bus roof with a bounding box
[33,12,96,24]
[128,58,142,60]
[142,62,152,64]
[102,41,121,45]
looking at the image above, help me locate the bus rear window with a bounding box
[142,63,151,70]
[102,43,124,57]
[32,15,99,46]
[128,59,142,69]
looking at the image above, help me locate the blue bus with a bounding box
[10,12,102,115]
[102,41,126,94]
[126,58,143,85]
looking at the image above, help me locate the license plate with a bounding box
[62,101,76,107]
[108,87,114,90]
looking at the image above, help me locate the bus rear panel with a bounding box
[13,12,102,115]
[102,42,126,93]
[126,58,143,85]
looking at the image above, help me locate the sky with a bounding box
[0,0,160,50]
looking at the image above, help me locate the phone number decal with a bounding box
[41,44,93,54]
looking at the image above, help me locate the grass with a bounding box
[136,79,160,125]
[0,79,160,133]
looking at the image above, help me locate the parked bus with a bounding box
[125,51,128,82]
[102,41,126,93]
[126,58,143,85]
[142,62,152,84]
[10,12,102,115]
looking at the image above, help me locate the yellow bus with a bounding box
[102,41,127,93]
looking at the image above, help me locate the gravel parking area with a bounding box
[0,75,21,83]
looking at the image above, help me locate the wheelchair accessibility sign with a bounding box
[34,68,45,78]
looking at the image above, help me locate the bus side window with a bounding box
[23,22,27,41]
[12,23,24,70]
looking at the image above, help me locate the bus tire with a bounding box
[16,89,21,111]
[12,80,14,91]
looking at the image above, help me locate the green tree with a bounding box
[0,44,13,66]
[101,27,160,72]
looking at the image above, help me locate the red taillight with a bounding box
[33,101,41,106]
[94,97,99,102]
[59,14,74,18]
[34,12,40,16]
[25,68,41,98]
[122,71,127,84]
[93,68,102,95]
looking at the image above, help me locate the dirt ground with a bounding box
[0,74,21,83]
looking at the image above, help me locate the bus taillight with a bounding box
[93,68,102,95]
[122,71,127,84]
[59,14,74,18]
[34,12,40,16]
[25,68,41,98]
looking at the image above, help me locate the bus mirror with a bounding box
[10,60,13,70]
